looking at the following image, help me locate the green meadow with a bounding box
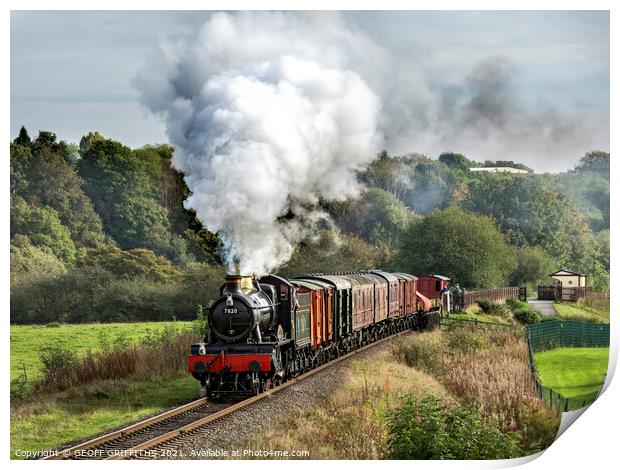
[533,347,609,405]
[10,321,198,458]
[10,321,193,383]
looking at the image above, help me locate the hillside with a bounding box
[10,128,609,324]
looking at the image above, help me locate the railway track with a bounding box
[43,328,413,460]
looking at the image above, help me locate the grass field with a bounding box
[553,302,609,323]
[10,321,193,383]
[533,347,609,404]
[10,321,199,459]
[10,374,199,458]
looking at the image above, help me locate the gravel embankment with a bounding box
[155,336,407,460]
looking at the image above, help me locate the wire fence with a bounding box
[440,316,516,330]
[527,320,610,353]
[526,321,609,411]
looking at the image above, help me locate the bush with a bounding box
[513,308,542,325]
[39,347,78,386]
[385,395,518,459]
[393,334,444,376]
[476,299,505,316]
[505,298,524,311]
[445,327,490,351]
[505,298,542,324]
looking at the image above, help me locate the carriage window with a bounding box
[298,292,311,308]
[435,280,441,291]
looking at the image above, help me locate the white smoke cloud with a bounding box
[135,11,607,274]
[135,12,382,275]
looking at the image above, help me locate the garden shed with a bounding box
[550,269,587,288]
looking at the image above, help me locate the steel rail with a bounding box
[107,328,413,460]
[41,326,415,460]
[41,396,213,460]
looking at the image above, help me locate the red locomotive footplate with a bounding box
[188,352,272,374]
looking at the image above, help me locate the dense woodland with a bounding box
[10,127,610,324]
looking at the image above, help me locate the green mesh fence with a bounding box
[527,320,610,353]
[526,320,609,411]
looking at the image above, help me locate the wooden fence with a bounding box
[460,287,522,309]
[537,285,593,302]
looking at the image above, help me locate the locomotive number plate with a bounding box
[223,308,238,314]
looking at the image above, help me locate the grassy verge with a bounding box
[447,303,513,324]
[10,374,199,459]
[238,348,451,459]
[553,302,609,323]
[533,347,609,403]
[242,327,560,459]
[11,321,193,383]
[447,312,511,324]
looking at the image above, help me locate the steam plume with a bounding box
[136,12,381,275]
[135,12,607,274]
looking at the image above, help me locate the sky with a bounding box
[10,10,610,172]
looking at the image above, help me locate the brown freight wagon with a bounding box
[359,272,389,323]
[341,273,376,330]
[369,270,401,319]
[394,272,418,315]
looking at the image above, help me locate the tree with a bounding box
[13,126,31,147]
[509,246,556,288]
[329,188,412,246]
[397,208,515,288]
[361,152,457,214]
[75,245,181,282]
[10,197,76,262]
[18,144,105,247]
[438,152,476,171]
[31,131,67,155]
[462,173,604,280]
[574,151,610,179]
[10,235,66,283]
[10,142,32,195]
[279,230,384,278]
[482,160,533,172]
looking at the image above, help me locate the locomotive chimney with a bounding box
[224,275,242,294]
[224,275,254,293]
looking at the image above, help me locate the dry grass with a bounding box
[394,327,560,452]
[444,332,539,431]
[240,349,449,459]
[30,332,198,393]
[241,327,560,459]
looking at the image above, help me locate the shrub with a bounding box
[513,307,542,325]
[445,327,490,351]
[505,298,525,311]
[385,395,518,459]
[39,347,78,385]
[476,299,505,316]
[516,404,561,454]
[393,334,444,376]
[192,304,209,338]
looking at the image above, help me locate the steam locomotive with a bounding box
[188,271,448,397]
